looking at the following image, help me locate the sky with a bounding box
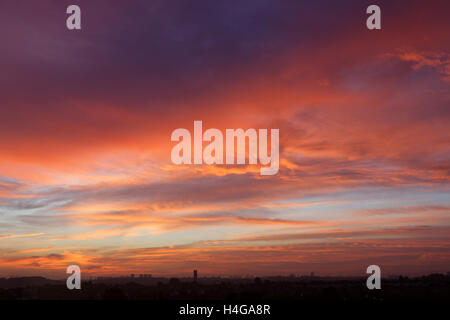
[0,0,449,279]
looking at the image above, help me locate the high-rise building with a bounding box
[193,269,198,283]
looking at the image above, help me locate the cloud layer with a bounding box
[0,0,449,278]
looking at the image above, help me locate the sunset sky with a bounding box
[0,0,449,279]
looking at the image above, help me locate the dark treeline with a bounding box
[0,274,449,300]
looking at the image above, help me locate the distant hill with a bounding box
[0,277,61,289]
